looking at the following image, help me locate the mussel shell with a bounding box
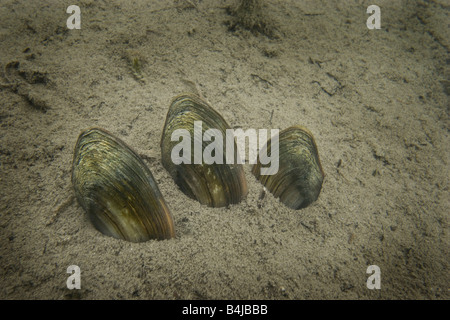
[72,128,175,242]
[160,93,248,207]
[252,126,324,209]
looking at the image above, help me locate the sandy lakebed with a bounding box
[0,0,449,299]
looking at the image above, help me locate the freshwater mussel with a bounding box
[72,128,175,242]
[252,126,324,210]
[160,93,248,207]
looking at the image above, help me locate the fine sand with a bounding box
[0,0,449,299]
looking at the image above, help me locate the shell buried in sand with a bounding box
[160,93,248,208]
[72,127,175,242]
[252,126,324,210]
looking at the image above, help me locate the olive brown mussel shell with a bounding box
[160,93,248,207]
[72,128,175,242]
[252,126,324,210]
